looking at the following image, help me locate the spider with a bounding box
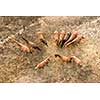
[9,30,84,69]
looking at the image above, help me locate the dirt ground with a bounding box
[0,16,100,83]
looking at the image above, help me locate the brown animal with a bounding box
[37,32,48,46]
[13,39,30,52]
[65,35,84,47]
[21,36,41,51]
[35,56,52,69]
[64,31,78,46]
[71,56,81,65]
[54,31,59,46]
[55,54,71,62]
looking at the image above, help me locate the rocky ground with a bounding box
[0,16,100,83]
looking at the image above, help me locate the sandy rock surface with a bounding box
[0,16,100,83]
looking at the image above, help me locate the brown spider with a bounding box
[9,30,84,69]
